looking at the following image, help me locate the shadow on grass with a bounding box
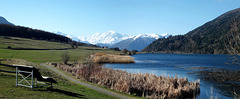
[48,88,85,98]
[0,73,85,98]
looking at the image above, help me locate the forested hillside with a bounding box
[0,24,71,43]
[142,8,240,55]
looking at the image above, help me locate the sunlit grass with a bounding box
[0,37,121,98]
[0,59,118,99]
[0,36,120,63]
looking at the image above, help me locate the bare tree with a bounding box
[123,48,128,55]
[62,52,70,64]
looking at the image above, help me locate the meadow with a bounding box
[0,36,123,99]
[0,36,120,63]
[0,59,118,99]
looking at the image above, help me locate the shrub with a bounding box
[7,46,11,49]
[123,48,128,55]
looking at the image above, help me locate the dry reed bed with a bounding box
[49,62,200,98]
[92,53,135,63]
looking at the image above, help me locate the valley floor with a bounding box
[0,37,137,99]
[0,59,118,99]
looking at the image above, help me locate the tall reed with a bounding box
[49,62,200,98]
[92,53,135,63]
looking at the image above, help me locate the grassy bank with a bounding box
[0,59,118,99]
[0,37,123,98]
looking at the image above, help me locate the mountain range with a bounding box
[112,33,170,51]
[79,31,132,45]
[54,31,88,43]
[78,31,170,51]
[56,31,170,51]
[142,8,240,55]
[0,16,170,51]
[0,16,14,25]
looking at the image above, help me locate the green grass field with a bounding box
[0,36,123,99]
[0,36,121,63]
[0,59,118,99]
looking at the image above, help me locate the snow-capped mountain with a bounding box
[0,16,14,25]
[79,31,132,45]
[54,32,78,41]
[53,31,170,51]
[53,31,89,43]
[112,33,170,51]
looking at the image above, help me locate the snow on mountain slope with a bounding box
[133,33,160,40]
[112,33,170,51]
[53,31,170,50]
[54,31,89,43]
[79,31,132,45]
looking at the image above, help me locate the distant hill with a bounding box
[112,33,170,51]
[0,16,71,43]
[0,16,14,25]
[0,17,98,47]
[142,8,240,55]
[0,24,72,43]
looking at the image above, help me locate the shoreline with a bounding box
[139,51,239,55]
[49,58,200,98]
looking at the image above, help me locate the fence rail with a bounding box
[0,63,57,88]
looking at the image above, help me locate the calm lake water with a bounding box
[104,53,240,99]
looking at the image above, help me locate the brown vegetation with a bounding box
[49,60,200,98]
[92,53,135,63]
[190,67,240,98]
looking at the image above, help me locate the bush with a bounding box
[61,52,70,64]
[7,46,11,49]
[123,48,128,55]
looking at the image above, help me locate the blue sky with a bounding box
[0,0,240,37]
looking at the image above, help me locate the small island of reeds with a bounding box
[92,53,135,63]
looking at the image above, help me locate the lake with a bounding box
[104,53,240,99]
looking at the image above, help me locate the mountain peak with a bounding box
[160,33,170,37]
[133,33,169,40]
[107,30,116,34]
[112,33,170,51]
[79,31,132,45]
[0,16,14,25]
[134,33,157,40]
